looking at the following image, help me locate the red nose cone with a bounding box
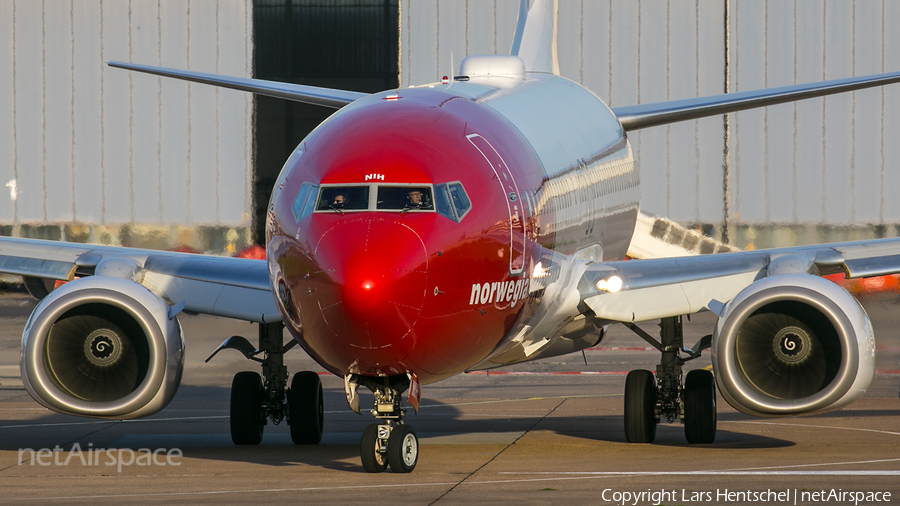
[313,217,428,360]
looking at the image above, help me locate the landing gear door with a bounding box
[467,133,525,276]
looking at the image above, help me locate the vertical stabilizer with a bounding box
[510,0,560,74]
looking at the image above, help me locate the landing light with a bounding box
[532,262,549,278]
[596,275,623,293]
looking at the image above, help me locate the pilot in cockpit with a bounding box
[407,190,423,207]
[332,193,349,207]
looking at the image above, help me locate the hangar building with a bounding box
[2,0,898,253]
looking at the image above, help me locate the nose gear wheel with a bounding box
[388,424,418,473]
[353,374,420,473]
[360,423,389,473]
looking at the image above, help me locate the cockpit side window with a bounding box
[315,186,370,211]
[448,183,471,219]
[434,181,471,222]
[299,185,318,219]
[292,183,319,221]
[376,186,434,210]
[292,184,310,220]
[434,184,455,220]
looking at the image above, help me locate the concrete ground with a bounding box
[0,290,898,505]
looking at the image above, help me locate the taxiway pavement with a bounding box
[0,290,898,505]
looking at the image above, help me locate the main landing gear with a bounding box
[622,316,717,444]
[347,374,419,473]
[206,322,325,446]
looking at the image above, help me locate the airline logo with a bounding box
[469,277,530,306]
[365,173,385,181]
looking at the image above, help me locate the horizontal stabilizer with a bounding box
[108,61,367,109]
[612,70,900,131]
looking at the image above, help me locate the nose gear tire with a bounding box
[388,425,418,473]
[360,423,388,473]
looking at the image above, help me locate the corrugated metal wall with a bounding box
[253,0,399,246]
[401,0,900,246]
[0,0,253,245]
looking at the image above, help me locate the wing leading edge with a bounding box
[0,237,280,323]
[108,61,367,109]
[612,70,900,131]
[580,237,900,324]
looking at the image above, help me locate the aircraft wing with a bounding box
[578,237,900,323]
[612,70,900,131]
[108,62,367,109]
[0,237,280,323]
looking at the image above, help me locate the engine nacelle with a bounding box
[712,274,874,417]
[20,276,185,419]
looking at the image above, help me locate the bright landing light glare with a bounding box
[596,275,623,293]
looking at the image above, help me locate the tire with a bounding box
[388,425,418,473]
[289,371,324,444]
[683,369,717,444]
[624,369,657,443]
[231,371,264,445]
[360,423,388,473]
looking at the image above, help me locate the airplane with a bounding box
[5,0,900,474]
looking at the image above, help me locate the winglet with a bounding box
[509,0,559,74]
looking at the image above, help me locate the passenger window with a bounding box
[315,186,369,211]
[292,184,310,221]
[376,186,434,210]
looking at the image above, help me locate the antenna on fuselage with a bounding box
[448,52,454,89]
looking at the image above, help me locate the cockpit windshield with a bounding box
[315,186,370,211]
[308,182,468,220]
[376,186,434,210]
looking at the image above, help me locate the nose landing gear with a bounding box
[349,374,420,473]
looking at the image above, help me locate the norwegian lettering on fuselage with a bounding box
[469,278,530,306]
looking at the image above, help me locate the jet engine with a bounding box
[712,273,874,417]
[20,276,184,419]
